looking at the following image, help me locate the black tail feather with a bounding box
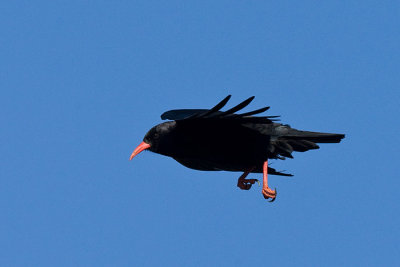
[285,132,345,143]
[273,131,344,157]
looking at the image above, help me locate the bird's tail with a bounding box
[269,129,345,159]
[283,130,345,144]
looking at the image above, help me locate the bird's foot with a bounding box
[237,178,260,190]
[262,187,277,202]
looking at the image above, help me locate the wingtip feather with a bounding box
[222,96,255,115]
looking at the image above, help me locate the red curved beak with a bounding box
[129,141,151,160]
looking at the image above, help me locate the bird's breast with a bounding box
[158,124,270,165]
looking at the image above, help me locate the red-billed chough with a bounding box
[130,95,345,201]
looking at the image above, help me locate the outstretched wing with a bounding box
[161,95,279,124]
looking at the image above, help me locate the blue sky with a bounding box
[1,1,399,266]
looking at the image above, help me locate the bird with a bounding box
[129,95,345,201]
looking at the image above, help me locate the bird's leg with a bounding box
[262,161,277,202]
[237,167,259,190]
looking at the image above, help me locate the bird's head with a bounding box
[129,121,176,160]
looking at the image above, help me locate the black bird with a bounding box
[130,95,344,201]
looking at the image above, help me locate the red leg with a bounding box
[262,161,277,202]
[237,167,258,190]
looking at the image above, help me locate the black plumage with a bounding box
[130,95,345,201]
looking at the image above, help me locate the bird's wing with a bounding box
[161,95,279,124]
[161,109,210,120]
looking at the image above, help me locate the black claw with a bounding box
[268,188,277,202]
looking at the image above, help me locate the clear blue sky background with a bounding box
[1,1,399,266]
